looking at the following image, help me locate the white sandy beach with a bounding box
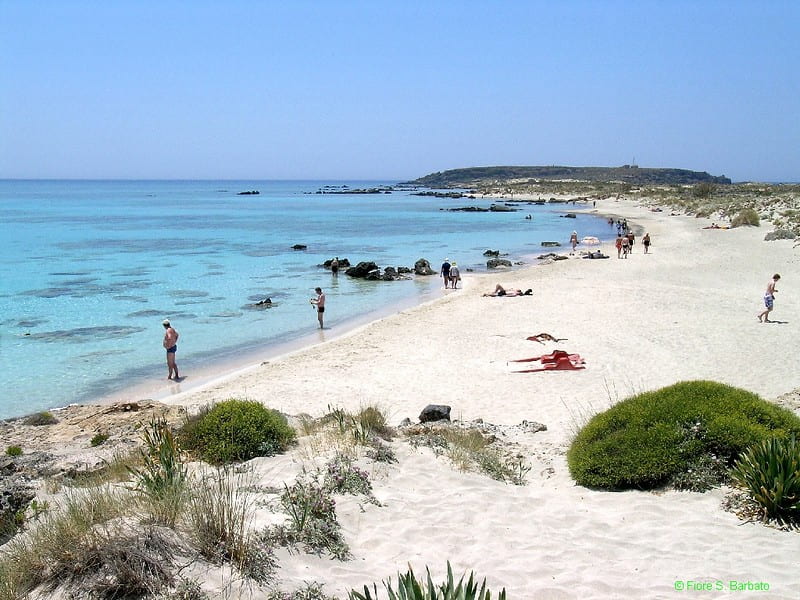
[147,196,799,599]
[5,196,799,599]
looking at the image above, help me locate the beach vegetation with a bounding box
[298,404,395,462]
[22,411,58,426]
[567,380,800,490]
[90,432,109,446]
[348,561,506,600]
[179,399,296,464]
[692,182,716,199]
[730,435,800,525]
[0,485,130,599]
[731,207,760,227]
[69,449,139,487]
[267,471,351,560]
[406,425,532,486]
[4,445,22,457]
[324,453,380,505]
[129,418,188,527]
[161,577,212,600]
[186,468,274,581]
[266,581,338,599]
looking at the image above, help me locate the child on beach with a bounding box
[757,274,781,323]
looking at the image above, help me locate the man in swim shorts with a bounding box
[311,287,326,328]
[162,319,180,380]
[757,274,781,323]
[440,258,451,289]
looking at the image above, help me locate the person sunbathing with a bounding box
[483,284,532,297]
[526,333,568,343]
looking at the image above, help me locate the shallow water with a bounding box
[0,180,610,418]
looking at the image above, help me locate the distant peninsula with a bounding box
[409,165,731,187]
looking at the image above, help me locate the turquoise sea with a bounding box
[0,180,611,419]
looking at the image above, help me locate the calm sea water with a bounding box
[0,180,610,419]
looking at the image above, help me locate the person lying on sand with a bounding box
[483,284,533,297]
[526,333,568,343]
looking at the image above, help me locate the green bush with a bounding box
[90,433,109,447]
[731,208,760,227]
[23,411,58,426]
[567,381,800,490]
[179,399,296,464]
[5,445,22,457]
[730,435,800,524]
[349,562,506,600]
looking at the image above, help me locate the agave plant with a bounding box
[730,435,800,524]
[349,562,506,600]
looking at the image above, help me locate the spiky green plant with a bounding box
[730,435,800,524]
[128,418,188,526]
[348,562,506,600]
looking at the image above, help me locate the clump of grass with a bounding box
[568,380,800,490]
[90,432,109,447]
[730,435,800,525]
[5,445,22,457]
[179,399,296,464]
[129,418,188,527]
[266,582,337,600]
[186,468,275,582]
[69,449,140,487]
[349,562,506,600]
[267,472,350,560]
[0,485,129,599]
[23,411,58,426]
[731,207,760,227]
[406,425,531,485]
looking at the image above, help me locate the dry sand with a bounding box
[6,196,800,599]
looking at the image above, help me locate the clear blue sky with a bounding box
[1,0,798,182]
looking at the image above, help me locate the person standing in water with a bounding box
[162,319,180,380]
[311,287,326,328]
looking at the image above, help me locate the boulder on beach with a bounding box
[487,258,513,269]
[346,261,380,278]
[414,258,436,275]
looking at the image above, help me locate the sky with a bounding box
[1,0,798,182]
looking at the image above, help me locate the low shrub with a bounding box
[179,399,296,464]
[5,445,22,457]
[731,207,760,227]
[567,381,800,490]
[23,411,58,426]
[90,432,109,447]
[730,435,800,524]
[269,474,350,560]
[349,562,506,600]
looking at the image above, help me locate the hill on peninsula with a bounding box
[410,165,731,187]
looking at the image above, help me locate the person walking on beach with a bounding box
[162,319,180,380]
[642,233,651,254]
[440,258,451,289]
[569,231,579,254]
[449,261,461,289]
[311,287,326,328]
[331,257,339,276]
[615,235,623,258]
[757,274,781,323]
[621,235,630,258]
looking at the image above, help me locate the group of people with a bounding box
[614,230,651,258]
[440,258,461,289]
